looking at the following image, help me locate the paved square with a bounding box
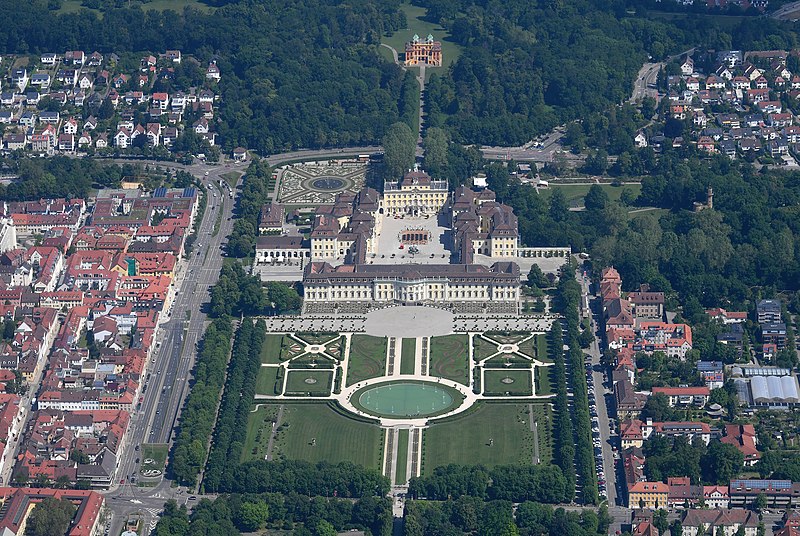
[370,213,451,264]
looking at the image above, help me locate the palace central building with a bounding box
[299,168,526,313]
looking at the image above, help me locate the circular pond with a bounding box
[353,381,462,418]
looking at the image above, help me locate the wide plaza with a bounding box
[245,305,558,486]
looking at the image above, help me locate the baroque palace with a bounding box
[301,169,523,312]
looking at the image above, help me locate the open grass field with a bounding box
[535,366,553,396]
[140,443,168,476]
[423,403,537,473]
[485,354,533,367]
[242,404,280,461]
[381,3,463,71]
[260,334,286,364]
[400,338,417,374]
[473,336,499,361]
[272,403,382,469]
[255,366,281,395]
[395,429,409,485]
[346,334,388,386]
[538,183,642,209]
[284,370,333,396]
[429,334,469,385]
[483,369,533,396]
[58,0,213,15]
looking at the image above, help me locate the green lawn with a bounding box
[58,0,214,15]
[535,366,553,397]
[346,335,388,386]
[284,370,333,396]
[395,429,409,485]
[483,369,533,396]
[516,335,537,359]
[242,405,281,461]
[381,3,463,71]
[400,338,417,374]
[271,403,382,469]
[423,404,537,473]
[538,183,642,209]
[260,334,286,364]
[429,334,470,385]
[536,334,551,363]
[140,444,168,476]
[473,336,499,361]
[255,366,281,395]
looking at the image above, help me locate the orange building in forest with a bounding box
[404,34,442,66]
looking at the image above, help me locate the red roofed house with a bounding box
[721,424,761,466]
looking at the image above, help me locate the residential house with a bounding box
[651,386,710,407]
[628,482,669,510]
[206,61,221,80]
[681,509,758,536]
[721,424,761,466]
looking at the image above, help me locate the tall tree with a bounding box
[382,122,416,180]
[25,497,76,536]
[423,127,449,177]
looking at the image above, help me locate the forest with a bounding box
[0,0,409,153]
[483,156,800,311]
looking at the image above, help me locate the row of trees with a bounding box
[219,459,389,498]
[552,266,598,505]
[227,159,271,258]
[547,322,576,503]
[203,319,266,492]
[404,498,613,536]
[155,492,392,536]
[170,318,233,486]
[407,464,570,504]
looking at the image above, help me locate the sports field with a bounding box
[255,366,281,395]
[429,334,469,385]
[423,403,538,473]
[271,403,382,468]
[483,369,533,396]
[400,338,417,374]
[284,370,333,396]
[346,335,387,386]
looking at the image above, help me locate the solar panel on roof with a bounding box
[731,479,791,489]
[153,187,167,198]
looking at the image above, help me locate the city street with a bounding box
[578,270,620,510]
